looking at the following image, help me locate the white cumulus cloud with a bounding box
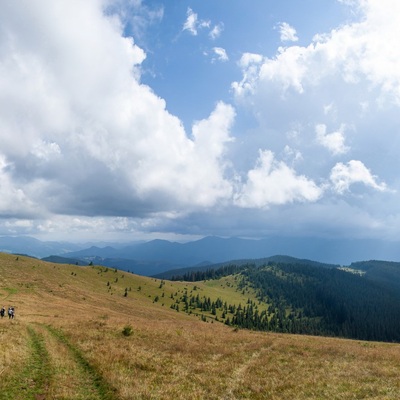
[231,0,398,208]
[234,0,400,102]
[234,150,322,208]
[330,160,387,194]
[0,0,235,223]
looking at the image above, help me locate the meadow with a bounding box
[1,252,400,399]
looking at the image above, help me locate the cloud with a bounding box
[2,0,400,242]
[0,1,235,224]
[315,124,349,155]
[212,47,229,62]
[278,22,299,42]
[227,0,400,241]
[134,101,235,208]
[105,0,164,44]
[234,150,322,208]
[283,145,303,164]
[232,0,399,188]
[233,45,309,96]
[234,0,400,102]
[182,7,210,36]
[209,23,224,40]
[182,7,198,35]
[232,53,264,97]
[0,156,41,218]
[330,160,387,194]
[182,8,223,42]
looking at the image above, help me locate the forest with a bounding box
[170,261,400,342]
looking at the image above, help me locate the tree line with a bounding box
[170,261,400,342]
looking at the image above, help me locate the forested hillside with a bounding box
[349,260,400,294]
[170,261,400,342]
[157,255,338,280]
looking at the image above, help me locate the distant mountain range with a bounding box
[0,236,136,259]
[0,236,83,258]
[153,255,340,280]
[2,235,400,276]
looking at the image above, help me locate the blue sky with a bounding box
[1,0,400,244]
[137,1,351,129]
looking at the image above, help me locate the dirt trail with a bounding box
[224,349,265,400]
[1,323,118,400]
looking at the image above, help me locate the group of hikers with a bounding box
[0,306,15,319]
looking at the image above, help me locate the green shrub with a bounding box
[122,325,133,337]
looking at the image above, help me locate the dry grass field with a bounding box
[1,252,400,399]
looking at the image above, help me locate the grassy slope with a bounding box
[1,252,400,399]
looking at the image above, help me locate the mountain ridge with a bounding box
[56,236,400,275]
[3,234,400,276]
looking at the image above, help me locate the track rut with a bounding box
[1,323,118,400]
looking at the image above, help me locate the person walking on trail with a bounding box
[8,307,14,319]
[0,306,5,318]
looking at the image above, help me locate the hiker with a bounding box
[0,306,5,318]
[8,307,14,319]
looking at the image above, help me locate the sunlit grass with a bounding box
[1,252,400,399]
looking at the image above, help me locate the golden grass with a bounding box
[1,252,400,399]
[0,320,29,391]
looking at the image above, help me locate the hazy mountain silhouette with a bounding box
[3,235,400,276]
[61,236,400,275]
[0,236,83,258]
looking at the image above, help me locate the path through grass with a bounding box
[0,323,118,400]
[45,324,118,400]
[0,326,52,400]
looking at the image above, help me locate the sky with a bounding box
[1,0,400,244]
